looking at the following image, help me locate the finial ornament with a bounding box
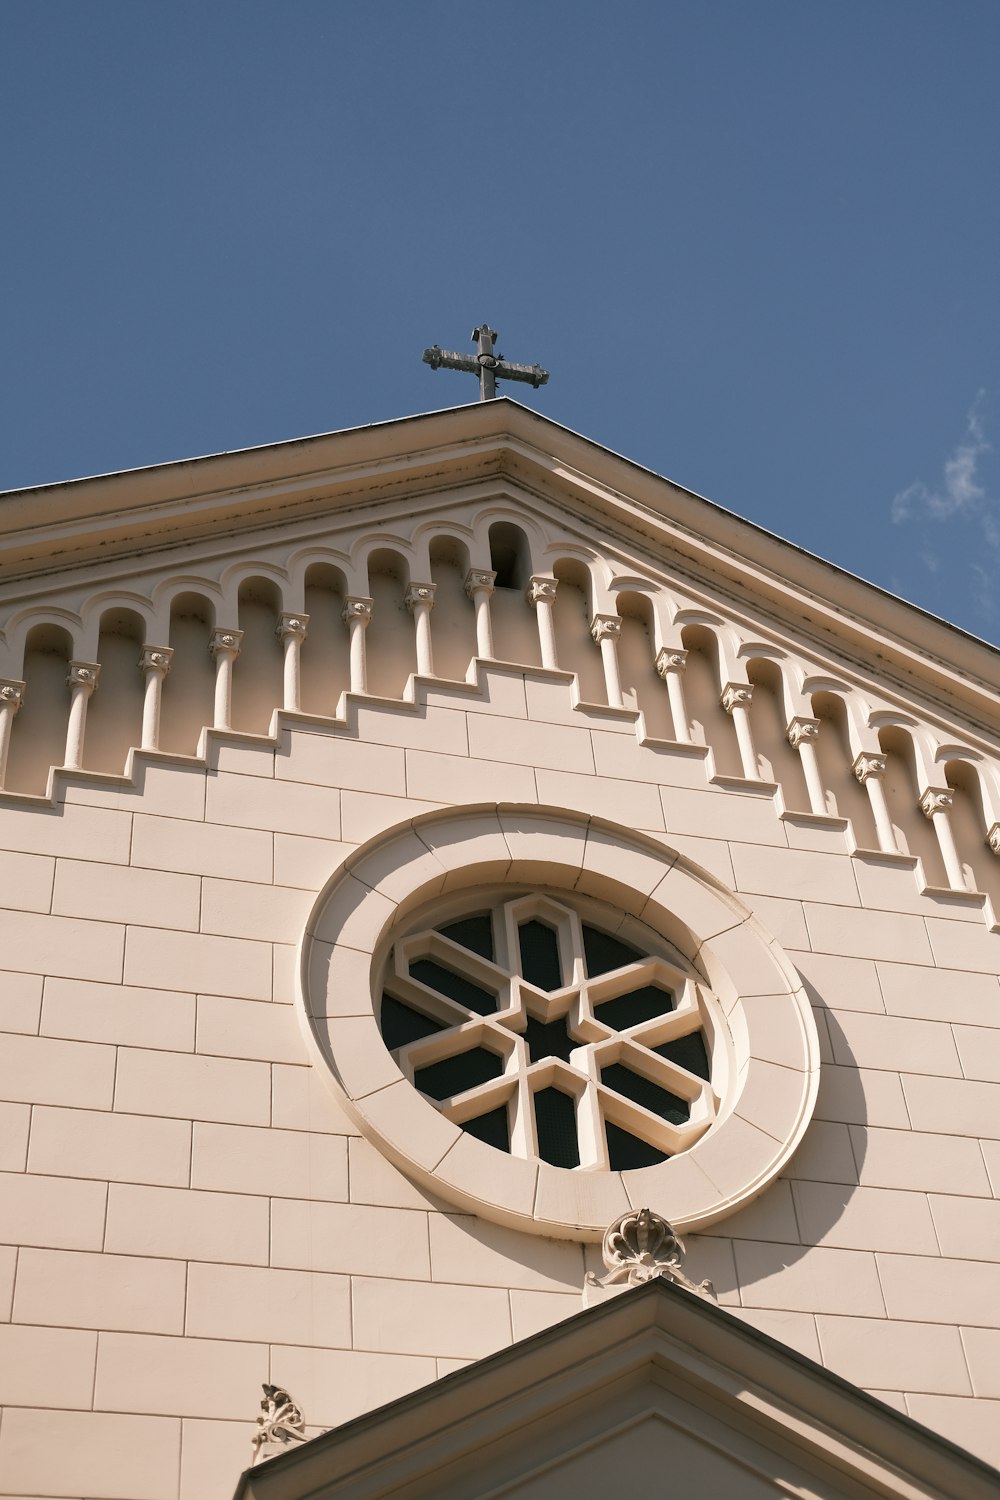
[423,325,549,402]
[251,1383,307,1465]
[585,1208,715,1300]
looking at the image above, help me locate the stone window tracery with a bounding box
[378,892,719,1174]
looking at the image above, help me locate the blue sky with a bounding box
[2,2,998,641]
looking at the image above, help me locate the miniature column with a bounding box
[721,682,759,779]
[590,615,624,709]
[342,597,373,695]
[276,613,309,713]
[465,568,496,659]
[526,576,559,670]
[138,647,173,752]
[787,716,827,816]
[0,679,25,789]
[655,648,691,743]
[919,788,967,891]
[405,583,436,677]
[852,753,897,853]
[209,628,243,732]
[64,661,100,770]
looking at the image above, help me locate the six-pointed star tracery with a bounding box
[378,893,720,1172]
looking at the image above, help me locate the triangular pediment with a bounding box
[232,1280,998,1500]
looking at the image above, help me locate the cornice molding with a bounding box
[1,400,997,732]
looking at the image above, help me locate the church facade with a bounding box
[0,398,997,1498]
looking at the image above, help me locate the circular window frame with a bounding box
[297,803,821,1241]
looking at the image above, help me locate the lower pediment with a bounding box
[234,1281,998,1500]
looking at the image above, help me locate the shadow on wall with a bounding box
[688,973,869,1298]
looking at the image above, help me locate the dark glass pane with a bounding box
[379,993,445,1051]
[595,984,673,1032]
[437,913,494,963]
[522,1014,576,1065]
[534,1087,580,1168]
[601,1063,690,1125]
[409,958,496,1015]
[414,1046,503,1101]
[518,920,562,991]
[582,925,644,977]
[653,1031,710,1081]
[605,1120,669,1170]
[462,1105,510,1152]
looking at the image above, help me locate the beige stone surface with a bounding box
[28,1105,192,1188]
[816,1315,972,1394]
[180,1418,253,1500]
[207,770,342,838]
[0,907,124,982]
[53,858,200,931]
[901,1074,1000,1139]
[195,993,307,1064]
[0,1323,98,1409]
[735,1241,886,1316]
[41,976,195,1051]
[105,1182,269,1264]
[351,1275,512,1359]
[0,848,54,912]
[429,1214,584,1293]
[125,924,271,1000]
[0,1408,180,1500]
[1,801,131,861]
[115,1046,271,1125]
[406,747,537,804]
[804,903,934,964]
[191,1121,347,1200]
[0,1170,107,1251]
[928,1194,1000,1260]
[0,969,43,1033]
[268,1345,437,1427]
[271,1199,430,1278]
[876,961,1000,1024]
[95,1330,269,1420]
[876,1252,1000,1326]
[850,1124,992,1195]
[200,877,314,944]
[953,1024,1000,1083]
[0,1101,29,1171]
[132,812,273,882]
[962,1326,1000,1398]
[904,1393,1000,1469]
[185,1262,350,1347]
[14,1247,185,1333]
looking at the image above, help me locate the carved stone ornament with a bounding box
[654,647,687,678]
[988,823,1000,857]
[585,1208,716,1300]
[342,596,373,624]
[590,614,622,643]
[0,679,25,710]
[67,661,100,690]
[139,646,173,674]
[787,716,820,749]
[404,582,436,611]
[526,575,558,606]
[209,628,243,658]
[276,613,309,641]
[464,568,496,597]
[720,682,753,714]
[251,1383,307,1465]
[919,787,954,819]
[853,752,887,785]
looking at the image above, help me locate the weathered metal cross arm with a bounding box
[492,359,548,389]
[422,346,479,374]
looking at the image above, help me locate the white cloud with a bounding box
[891,391,990,524]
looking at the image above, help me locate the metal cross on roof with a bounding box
[422,325,549,402]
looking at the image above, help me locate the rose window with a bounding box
[378,893,720,1172]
